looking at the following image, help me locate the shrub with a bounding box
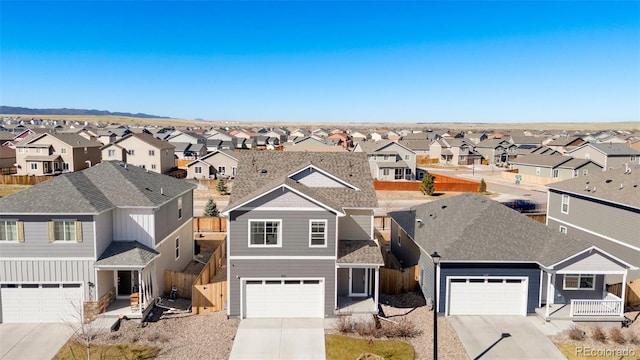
[591,326,607,343]
[393,318,420,338]
[334,316,354,334]
[355,321,381,338]
[420,172,435,196]
[568,326,585,341]
[609,328,626,344]
[479,178,487,194]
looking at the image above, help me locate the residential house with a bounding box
[221,152,383,319]
[283,136,345,152]
[389,193,634,321]
[185,150,239,179]
[509,135,542,147]
[167,132,207,146]
[101,133,176,174]
[0,145,16,174]
[0,161,196,323]
[475,139,518,165]
[370,130,387,142]
[173,142,208,160]
[545,136,586,154]
[350,130,370,142]
[567,143,640,170]
[546,168,640,279]
[206,139,236,152]
[428,138,481,166]
[510,154,602,184]
[354,140,417,181]
[205,129,234,142]
[15,133,102,175]
[398,139,430,155]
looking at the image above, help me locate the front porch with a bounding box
[336,240,385,315]
[535,292,625,322]
[336,296,376,315]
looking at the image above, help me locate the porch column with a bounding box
[620,272,627,316]
[139,270,145,310]
[374,267,380,312]
[545,272,554,318]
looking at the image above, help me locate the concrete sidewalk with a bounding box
[0,323,73,360]
[229,318,325,360]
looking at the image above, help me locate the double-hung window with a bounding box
[309,220,327,247]
[561,194,570,214]
[249,220,281,247]
[108,149,116,157]
[52,220,79,242]
[563,274,595,290]
[0,220,18,242]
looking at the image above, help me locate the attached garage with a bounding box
[1,283,83,323]
[446,277,528,316]
[243,279,324,318]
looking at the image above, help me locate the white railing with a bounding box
[570,293,623,317]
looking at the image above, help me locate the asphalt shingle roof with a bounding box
[573,143,640,156]
[0,161,196,214]
[510,154,571,167]
[337,240,385,265]
[225,152,377,212]
[388,193,592,266]
[95,241,159,267]
[547,166,640,209]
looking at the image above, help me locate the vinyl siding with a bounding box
[154,192,193,245]
[390,221,420,267]
[228,258,335,317]
[229,210,336,256]
[154,220,193,295]
[339,209,372,240]
[95,211,113,259]
[553,274,605,304]
[0,259,95,299]
[438,263,541,314]
[0,215,94,258]
[337,268,349,296]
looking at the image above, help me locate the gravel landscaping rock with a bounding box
[94,311,239,360]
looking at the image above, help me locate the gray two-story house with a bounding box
[221,152,383,319]
[546,167,640,280]
[353,140,417,181]
[0,161,195,323]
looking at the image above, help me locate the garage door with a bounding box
[447,277,527,316]
[1,283,83,323]
[244,279,323,318]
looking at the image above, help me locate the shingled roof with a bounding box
[547,166,640,209]
[0,161,196,214]
[224,152,377,212]
[388,193,592,267]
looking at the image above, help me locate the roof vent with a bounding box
[161,187,164,195]
[260,169,267,174]
[592,187,596,193]
[605,179,612,183]
[619,184,624,190]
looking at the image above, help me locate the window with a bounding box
[573,170,578,178]
[585,153,590,160]
[0,220,18,242]
[129,150,135,156]
[52,220,78,242]
[218,166,225,175]
[108,149,116,157]
[18,147,25,153]
[195,166,202,174]
[563,274,595,290]
[249,220,281,247]
[552,169,559,178]
[583,169,588,176]
[63,163,69,171]
[309,220,327,247]
[175,237,180,259]
[30,163,38,170]
[535,167,541,175]
[149,150,155,156]
[151,164,156,170]
[232,167,237,176]
[60,148,67,154]
[35,148,42,154]
[178,197,183,219]
[383,168,389,176]
[84,147,88,154]
[404,154,411,161]
[561,194,570,214]
[559,226,567,234]
[632,155,637,162]
[383,155,389,161]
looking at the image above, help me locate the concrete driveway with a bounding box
[0,323,73,360]
[448,316,565,360]
[229,318,325,360]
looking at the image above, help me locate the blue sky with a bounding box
[1,1,639,123]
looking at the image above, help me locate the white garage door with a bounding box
[447,277,527,316]
[244,279,323,318]
[1,283,83,323]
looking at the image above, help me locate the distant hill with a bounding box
[0,106,171,119]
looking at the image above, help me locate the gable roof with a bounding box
[546,166,640,209]
[23,133,102,148]
[557,158,602,170]
[475,138,515,149]
[115,133,175,150]
[547,136,584,147]
[510,154,571,168]
[388,193,592,266]
[186,150,238,167]
[224,152,377,213]
[0,161,196,214]
[569,143,640,156]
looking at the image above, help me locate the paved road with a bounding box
[448,316,566,360]
[0,323,73,360]
[229,318,325,360]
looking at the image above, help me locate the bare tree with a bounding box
[64,299,101,360]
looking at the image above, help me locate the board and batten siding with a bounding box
[112,208,155,248]
[0,259,95,299]
[229,209,336,256]
[0,215,94,258]
[228,259,335,317]
[94,211,113,259]
[548,191,640,251]
[339,209,373,240]
[154,192,194,245]
[438,263,541,314]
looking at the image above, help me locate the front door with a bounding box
[350,268,368,297]
[117,271,132,296]
[43,162,49,173]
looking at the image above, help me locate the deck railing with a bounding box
[570,293,623,317]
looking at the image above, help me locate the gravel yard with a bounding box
[94,311,239,360]
[550,311,640,352]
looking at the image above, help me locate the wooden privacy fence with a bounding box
[416,155,439,166]
[164,270,199,299]
[374,173,479,193]
[374,216,392,230]
[0,174,54,185]
[607,280,640,307]
[380,266,419,295]
[193,217,227,232]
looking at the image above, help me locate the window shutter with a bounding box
[17,221,25,243]
[75,221,83,243]
[48,221,54,243]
